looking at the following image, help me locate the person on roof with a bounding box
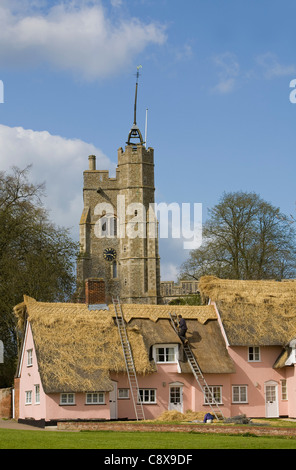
[177,315,188,344]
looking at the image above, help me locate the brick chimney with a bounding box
[85,278,106,305]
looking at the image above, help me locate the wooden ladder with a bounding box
[113,297,145,421]
[169,312,224,421]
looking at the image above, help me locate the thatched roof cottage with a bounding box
[13,284,233,425]
[198,276,296,418]
[12,276,296,425]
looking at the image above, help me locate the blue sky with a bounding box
[1,0,296,281]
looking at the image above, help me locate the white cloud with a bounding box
[0,1,167,80]
[211,51,296,95]
[211,52,240,94]
[110,0,123,7]
[256,52,296,79]
[0,124,116,238]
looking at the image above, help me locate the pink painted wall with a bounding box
[286,366,296,418]
[18,323,46,421]
[112,365,233,420]
[227,346,287,418]
[111,364,202,420]
[45,393,110,421]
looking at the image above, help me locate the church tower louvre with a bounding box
[77,69,161,304]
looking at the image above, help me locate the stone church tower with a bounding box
[77,72,161,304]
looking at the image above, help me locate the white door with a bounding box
[109,381,118,420]
[169,386,183,413]
[265,382,279,418]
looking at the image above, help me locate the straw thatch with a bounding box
[178,319,235,374]
[156,410,207,422]
[14,295,234,393]
[129,317,235,374]
[198,276,296,347]
[14,296,154,393]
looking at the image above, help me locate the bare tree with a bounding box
[180,191,296,281]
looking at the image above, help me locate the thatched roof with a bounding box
[129,318,235,374]
[198,276,296,347]
[179,319,235,374]
[14,295,234,393]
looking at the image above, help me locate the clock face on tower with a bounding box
[103,247,117,262]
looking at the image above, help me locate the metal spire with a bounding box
[133,66,141,125]
[127,65,144,145]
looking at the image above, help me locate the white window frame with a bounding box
[138,389,156,404]
[25,390,32,405]
[35,384,40,404]
[118,389,129,399]
[204,386,222,405]
[27,349,33,367]
[232,385,248,403]
[153,344,178,363]
[281,380,288,401]
[248,346,260,362]
[60,393,75,405]
[85,392,105,405]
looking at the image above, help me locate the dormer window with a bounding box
[153,344,178,363]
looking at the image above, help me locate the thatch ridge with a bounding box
[109,303,217,324]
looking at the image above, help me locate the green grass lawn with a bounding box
[1,428,296,449]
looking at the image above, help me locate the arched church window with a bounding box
[112,261,117,279]
[97,214,117,238]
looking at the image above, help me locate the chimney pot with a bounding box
[88,155,96,171]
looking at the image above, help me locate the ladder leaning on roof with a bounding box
[112,296,145,421]
[169,312,224,421]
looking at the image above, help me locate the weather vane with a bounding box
[127,65,144,145]
[133,65,142,126]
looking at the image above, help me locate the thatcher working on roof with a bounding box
[177,315,188,344]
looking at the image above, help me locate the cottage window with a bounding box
[60,393,75,405]
[35,384,40,404]
[204,386,222,405]
[248,346,260,362]
[138,389,156,404]
[86,392,105,404]
[118,389,129,399]
[232,385,248,403]
[27,349,33,367]
[25,390,32,405]
[281,380,288,400]
[154,344,178,363]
